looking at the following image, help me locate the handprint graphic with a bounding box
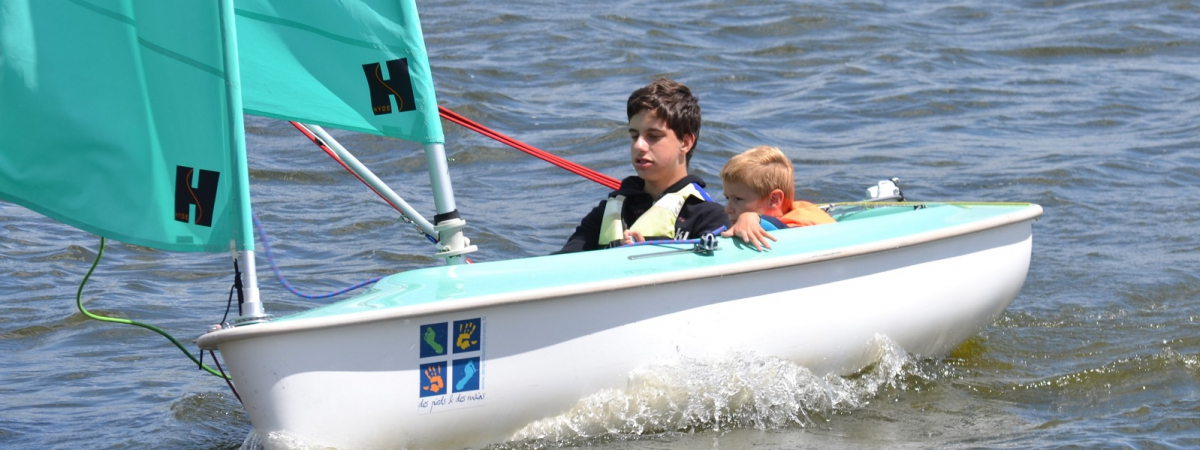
[456,321,478,351]
[422,364,444,394]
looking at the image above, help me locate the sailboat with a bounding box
[0,1,1041,449]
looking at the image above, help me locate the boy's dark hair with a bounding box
[626,78,701,164]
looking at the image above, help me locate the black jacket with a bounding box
[555,175,731,254]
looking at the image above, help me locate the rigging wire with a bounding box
[438,106,622,190]
[210,349,241,404]
[75,237,230,379]
[289,121,437,245]
[288,121,480,264]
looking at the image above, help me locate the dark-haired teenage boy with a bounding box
[556,78,729,253]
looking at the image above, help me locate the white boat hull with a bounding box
[205,213,1034,449]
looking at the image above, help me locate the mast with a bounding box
[218,0,268,323]
[424,142,476,265]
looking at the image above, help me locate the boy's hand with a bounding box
[721,212,776,251]
[623,229,645,245]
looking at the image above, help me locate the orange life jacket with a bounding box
[778,200,835,228]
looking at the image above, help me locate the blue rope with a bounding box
[623,238,699,247]
[620,226,727,247]
[254,215,383,300]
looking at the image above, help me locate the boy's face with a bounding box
[723,181,772,223]
[629,110,691,191]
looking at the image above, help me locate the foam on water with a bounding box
[240,430,331,450]
[501,335,924,448]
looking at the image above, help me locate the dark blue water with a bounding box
[3,0,1199,448]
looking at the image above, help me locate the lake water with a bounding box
[3,0,1199,449]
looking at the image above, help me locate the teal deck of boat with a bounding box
[275,203,1035,323]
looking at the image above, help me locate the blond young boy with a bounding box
[719,146,835,251]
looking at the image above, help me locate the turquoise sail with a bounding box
[233,0,444,144]
[0,0,251,252]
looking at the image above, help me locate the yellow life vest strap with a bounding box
[597,183,706,247]
[597,194,627,247]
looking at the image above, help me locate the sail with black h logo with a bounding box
[233,0,443,144]
[0,1,252,253]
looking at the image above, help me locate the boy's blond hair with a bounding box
[719,146,795,205]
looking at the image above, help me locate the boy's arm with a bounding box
[721,212,777,252]
[684,201,732,237]
[553,199,608,254]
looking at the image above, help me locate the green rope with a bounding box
[76,237,230,379]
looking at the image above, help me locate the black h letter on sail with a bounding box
[174,166,220,227]
[363,58,417,115]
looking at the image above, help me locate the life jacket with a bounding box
[597,183,711,246]
[778,200,836,228]
[758,214,784,231]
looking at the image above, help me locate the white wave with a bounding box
[508,334,924,446]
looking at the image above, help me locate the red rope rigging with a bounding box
[438,106,621,190]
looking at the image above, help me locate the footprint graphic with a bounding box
[423,365,444,393]
[456,360,477,391]
[423,326,444,354]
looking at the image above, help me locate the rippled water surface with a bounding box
[2,0,1199,449]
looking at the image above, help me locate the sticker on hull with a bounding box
[419,361,446,397]
[453,318,481,353]
[419,322,447,358]
[452,357,480,392]
[416,317,485,413]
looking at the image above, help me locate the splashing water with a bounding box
[240,429,339,450]
[502,335,932,448]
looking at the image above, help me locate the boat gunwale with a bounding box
[198,204,1042,349]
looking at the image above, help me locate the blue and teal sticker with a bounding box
[416,318,485,412]
[452,357,481,392]
[419,322,447,358]
[452,318,481,353]
[419,361,447,397]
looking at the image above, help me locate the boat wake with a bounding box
[235,335,948,450]
[240,430,316,450]
[499,334,931,449]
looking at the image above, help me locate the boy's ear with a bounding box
[768,189,785,208]
[680,133,695,154]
